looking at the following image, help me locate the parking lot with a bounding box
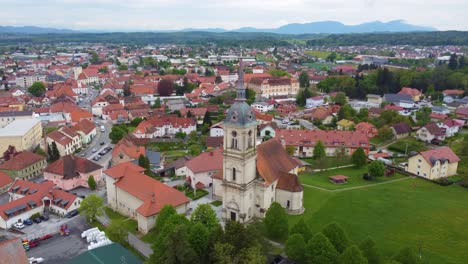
[26,215,90,264]
[20,214,81,240]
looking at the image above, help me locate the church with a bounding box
[212,60,304,223]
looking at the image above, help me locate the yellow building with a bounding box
[407,147,459,180]
[337,119,355,131]
[0,119,42,154]
[0,151,46,180]
[248,77,299,98]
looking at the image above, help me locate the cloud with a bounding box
[0,0,466,30]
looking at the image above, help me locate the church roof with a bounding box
[256,139,298,186]
[224,101,257,127]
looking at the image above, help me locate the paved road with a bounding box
[298,119,316,130]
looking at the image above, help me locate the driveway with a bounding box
[21,214,84,241]
[26,215,89,264]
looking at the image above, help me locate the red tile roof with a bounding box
[275,129,369,149]
[47,130,72,146]
[257,139,298,185]
[419,147,460,164]
[398,87,421,96]
[45,155,102,179]
[70,108,93,123]
[112,137,146,160]
[0,171,13,188]
[0,238,29,264]
[72,119,96,135]
[104,162,189,217]
[0,151,45,171]
[185,148,223,174]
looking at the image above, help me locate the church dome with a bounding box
[224,101,256,127]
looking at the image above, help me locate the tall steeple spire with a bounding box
[236,58,246,101]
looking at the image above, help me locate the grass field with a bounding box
[387,137,428,154]
[300,157,353,169]
[299,167,406,190]
[305,50,332,59]
[290,176,468,263]
[105,207,138,234]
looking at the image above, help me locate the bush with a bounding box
[434,177,453,186]
[362,173,375,181]
[30,213,41,219]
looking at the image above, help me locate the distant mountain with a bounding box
[0,20,436,35]
[231,20,435,34]
[0,26,78,34]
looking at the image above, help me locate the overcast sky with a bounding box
[0,0,466,31]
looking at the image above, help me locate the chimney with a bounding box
[151,192,155,203]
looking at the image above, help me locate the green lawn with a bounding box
[300,157,353,169]
[290,178,468,263]
[299,167,405,190]
[105,207,138,234]
[387,137,428,154]
[305,50,332,59]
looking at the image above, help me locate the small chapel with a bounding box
[212,60,304,223]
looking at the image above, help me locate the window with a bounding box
[231,131,238,149]
[232,168,236,181]
[248,130,253,148]
[287,200,290,208]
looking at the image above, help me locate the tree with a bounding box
[123,81,131,97]
[175,131,186,139]
[327,52,337,62]
[109,125,128,143]
[393,247,419,264]
[313,140,326,160]
[334,92,347,105]
[188,144,202,156]
[35,147,46,157]
[191,204,220,231]
[339,245,368,264]
[415,107,431,126]
[158,79,174,96]
[51,142,60,161]
[130,117,143,127]
[368,160,385,178]
[213,242,235,264]
[264,202,288,241]
[359,237,382,264]
[28,82,46,97]
[377,126,393,142]
[203,111,212,127]
[448,53,458,70]
[155,205,177,231]
[215,75,223,84]
[90,51,99,64]
[152,224,197,264]
[138,154,152,176]
[79,194,104,223]
[306,232,339,264]
[296,88,306,107]
[285,233,307,263]
[106,219,128,244]
[322,223,350,253]
[3,145,17,161]
[351,148,367,168]
[153,97,161,109]
[286,145,296,156]
[299,71,310,88]
[87,175,96,190]
[338,104,356,120]
[237,245,266,264]
[290,218,313,242]
[188,222,210,262]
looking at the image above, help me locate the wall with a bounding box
[275,189,304,214]
[1,159,46,180]
[0,206,43,229]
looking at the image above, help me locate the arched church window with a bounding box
[231,131,238,149]
[232,168,236,181]
[248,130,253,148]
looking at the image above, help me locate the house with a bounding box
[104,162,189,234]
[131,149,162,172]
[336,119,355,131]
[44,155,103,191]
[71,119,97,145]
[0,171,13,194]
[431,105,450,115]
[158,156,192,177]
[391,122,411,139]
[437,119,461,137]
[306,96,324,109]
[443,89,465,102]
[0,119,42,154]
[258,124,276,142]
[46,127,82,156]
[133,117,196,139]
[407,147,459,179]
[251,102,274,113]
[0,238,29,264]
[275,129,370,157]
[383,94,415,108]
[0,179,82,228]
[416,123,446,143]
[210,122,224,137]
[398,87,422,102]
[0,151,46,180]
[307,107,335,125]
[111,137,146,165]
[355,122,378,138]
[248,77,300,98]
[455,107,468,120]
[367,94,383,105]
[179,107,207,125]
[185,148,223,189]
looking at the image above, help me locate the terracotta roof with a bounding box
[45,155,102,179]
[104,162,145,179]
[179,107,207,117]
[443,89,465,96]
[0,238,29,264]
[105,162,189,217]
[0,151,45,171]
[275,129,369,149]
[0,171,13,188]
[185,148,223,174]
[456,107,468,117]
[398,87,421,96]
[423,123,444,136]
[47,130,72,146]
[330,175,349,180]
[70,108,92,123]
[276,172,303,192]
[206,136,223,148]
[430,112,447,120]
[257,139,297,185]
[419,147,460,165]
[72,119,96,135]
[112,137,146,160]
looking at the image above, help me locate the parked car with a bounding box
[23,219,33,225]
[65,210,79,218]
[100,142,105,145]
[105,146,112,151]
[40,215,49,221]
[92,148,97,153]
[33,218,42,223]
[13,222,25,229]
[92,156,100,161]
[28,239,40,248]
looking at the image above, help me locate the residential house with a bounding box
[179,107,207,125]
[111,137,146,165]
[71,119,97,145]
[443,89,464,103]
[306,96,325,109]
[0,119,42,154]
[367,94,383,105]
[431,105,450,115]
[104,162,189,234]
[248,77,300,98]
[185,148,223,189]
[398,87,422,102]
[258,124,276,143]
[46,127,82,156]
[0,179,82,228]
[210,122,224,137]
[0,151,46,180]
[383,94,415,108]
[44,155,103,191]
[416,123,446,143]
[437,119,461,137]
[133,117,196,139]
[407,147,459,179]
[455,107,468,120]
[355,122,378,138]
[251,102,274,113]
[158,156,192,177]
[336,119,355,131]
[275,129,370,157]
[0,171,13,194]
[391,122,412,139]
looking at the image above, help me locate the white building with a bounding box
[15,75,46,88]
[210,123,224,137]
[251,102,274,113]
[306,96,325,109]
